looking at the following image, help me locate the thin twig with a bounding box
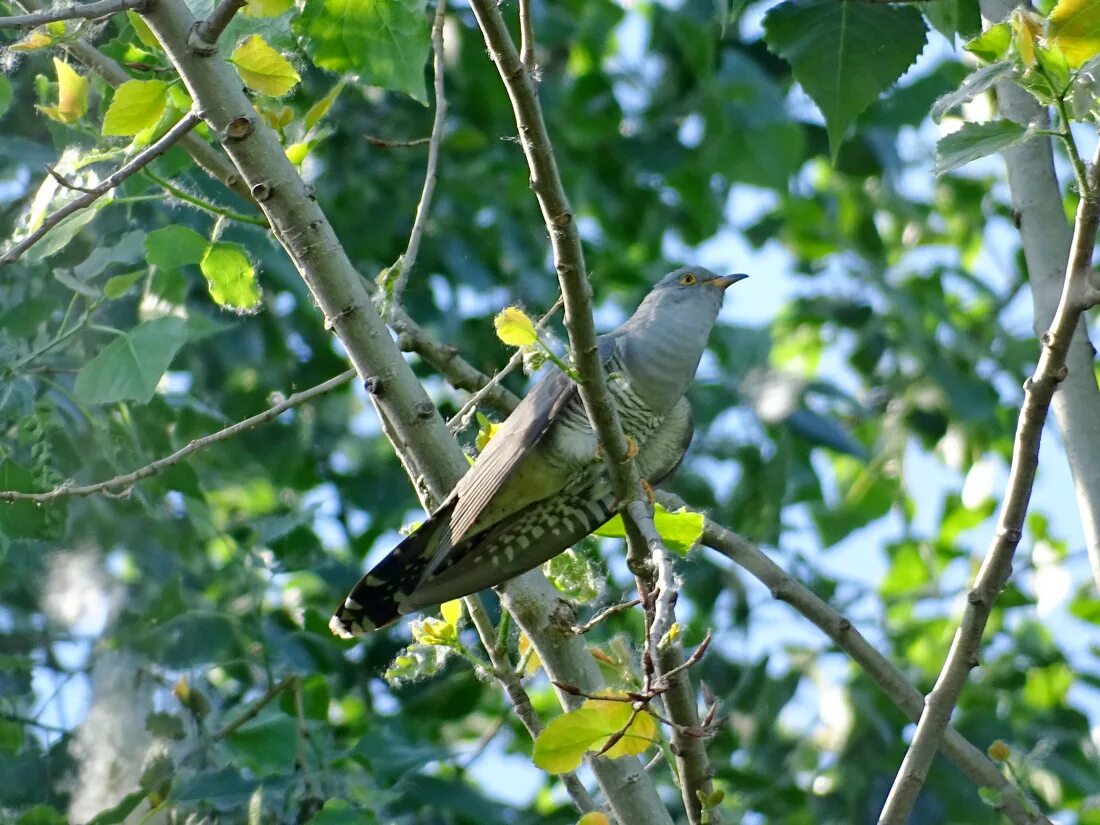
[446,296,564,431]
[143,168,268,226]
[572,598,641,634]
[45,164,98,194]
[877,142,1100,825]
[212,676,296,742]
[518,0,535,72]
[0,369,355,502]
[672,492,1049,825]
[365,134,432,148]
[389,0,448,310]
[0,113,201,268]
[190,0,246,50]
[0,0,144,28]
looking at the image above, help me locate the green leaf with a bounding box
[199,242,262,311]
[104,270,144,299]
[73,316,190,405]
[16,804,67,825]
[294,0,431,104]
[763,0,927,158]
[102,79,169,136]
[230,34,301,96]
[305,800,377,825]
[593,503,705,556]
[0,719,23,753]
[921,0,981,40]
[225,716,298,772]
[532,698,657,774]
[1023,662,1073,708]
[145,710,185,740]
[930,61,1013,122]
[126,10,160,49]
[532,707,608,773]
[85,790,147,825]
[963,21,1011,62]
[1048,0,1100,67]
[934,119,1031,175]
[0,75,12,119]
[304,79,345,132]
[145,225,208,269]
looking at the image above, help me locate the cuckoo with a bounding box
[330,267,747,637]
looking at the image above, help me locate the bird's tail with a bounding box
[329,500,457,638]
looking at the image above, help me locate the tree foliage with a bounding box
[1,0,1099,823]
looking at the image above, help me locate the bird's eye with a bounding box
[679,272,697,286]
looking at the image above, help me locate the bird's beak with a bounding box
[705,273,749,289]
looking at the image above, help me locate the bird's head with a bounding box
[641,266,748,316]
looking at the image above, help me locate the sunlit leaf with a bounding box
[200,242,262,311]
[37,58,88,124]
[1048,0,1100,67]
[294,0,430,103]
[102,79,169,136]
[935,119,1031,175]
[494,306,538,347]
[594,503,705,557]
[231,35,301,96]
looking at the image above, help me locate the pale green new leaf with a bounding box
[102,79,168,136]
[200,242,262,312]
[594,503,705,557]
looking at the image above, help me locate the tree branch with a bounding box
[136,4,672,820]
[390,0,448,310]
[878,136,1100,824]
[0,112,200,268]
[0,0,144,28]
[189,0,246,51]
[676,495,1049,825]
[979,0,1100,592]
[0,370,355,502]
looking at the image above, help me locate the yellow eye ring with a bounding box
[679,272,697,286]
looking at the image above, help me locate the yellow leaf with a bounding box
[231,34,300,96]
[494,306,538,347]
[41,59,88,124]
[410,617,456,647]
[581,697,657,758]
[440,599,463,627]
[127,11,161,49]
[475,415,501,452]
[518,631,541,676]
[285,142,310,166]
[242,0,293,17]
[1048,0,1100,67]
[532,707,608,774]
[102,79,168,136]
[304,80,344,132]
[1010,9,1041,68]
[10,28,56,51]
[577,814,610,825]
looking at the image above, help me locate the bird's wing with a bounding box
[442,335,620,547]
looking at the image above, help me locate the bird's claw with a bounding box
[594,435,639,462]
[640,479,656,504]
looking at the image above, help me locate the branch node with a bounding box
[996,525,1022,543]
[837,617,851,633]
[324,304,357,330]
[414,400,436,419]
[1039,330,1054,348]
[186,21,218,56]
[250,182,272,202]
[365,376,383,395]
[223,116,254,141]
[966,589,984,606]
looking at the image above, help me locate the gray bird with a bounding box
[330,267,747,637]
